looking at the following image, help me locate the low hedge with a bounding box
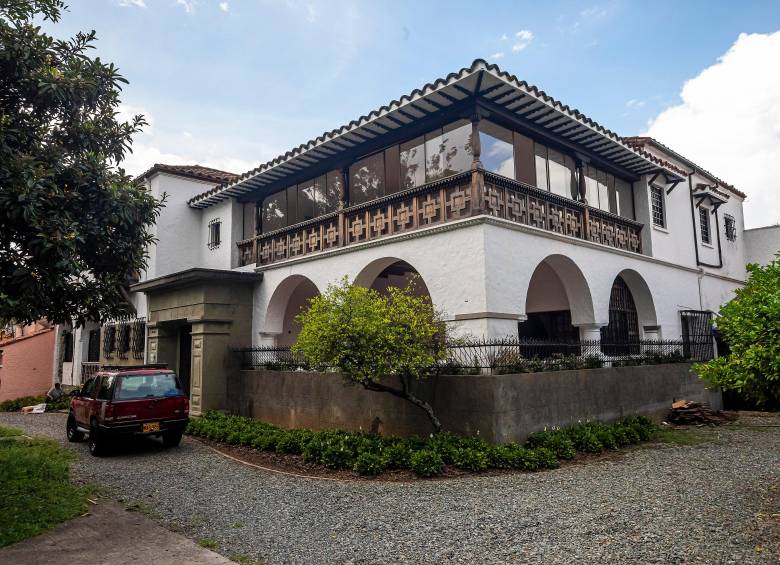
[0,395,70,412]
[187,412,657,478]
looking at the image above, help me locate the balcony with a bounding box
[237,169,643,267]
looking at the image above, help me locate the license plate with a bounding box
[142,422,160,433]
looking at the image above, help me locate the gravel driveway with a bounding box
[2,411,778,564]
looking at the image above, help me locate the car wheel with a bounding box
[88,422,105,456]
[66,413,84,442]
[162,431,183,448]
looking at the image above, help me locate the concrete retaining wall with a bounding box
[227,363,721,443]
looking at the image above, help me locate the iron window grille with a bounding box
[102,324,116,359]
[650,185,665,228]
[116,321,130,359]
[208,218,221,250]
[699,207,711,244]
[724,213,737,242]
[130,319,146,360]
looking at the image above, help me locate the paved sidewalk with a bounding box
[0,498,231,565]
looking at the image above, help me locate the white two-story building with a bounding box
[59,60,778,415]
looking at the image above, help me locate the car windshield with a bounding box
[114,373,183,400]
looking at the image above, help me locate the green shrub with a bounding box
[321,444,354,470]
[565,426,603,454]
[353,452,387,476]
[487,445,518,469]
[619,416,655,441]
[410,450,444,477]
[526,430,576,459]
[590,425,618,450]
[452,447,488,472]
[531,447,560,470]
[276,430,313,454]
[0,395,69,412]
[383,442,412,469]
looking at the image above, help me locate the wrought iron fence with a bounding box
[234,336,713,374]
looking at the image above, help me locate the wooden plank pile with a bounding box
[667,399,730,425]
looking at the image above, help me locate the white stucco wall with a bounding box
[249,218,745,343]
[200,198,241,270]
[744,225,780,266]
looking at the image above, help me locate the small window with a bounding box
[699,207,711,244]
[102,325,116,359]
[62,331,73,363]
[208,218,221,250]
[650,185,666,228]
[724,213,737,242]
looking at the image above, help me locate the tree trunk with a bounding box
[363,376,442,433]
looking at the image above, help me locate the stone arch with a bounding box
[613,268,658,331]
[521,254,596,336]
[264,275,320,346]
[354,257,432,300]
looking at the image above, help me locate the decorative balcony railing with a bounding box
[237,169,643,267]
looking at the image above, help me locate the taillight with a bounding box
[183,397,189,415]
[104,403,115,421]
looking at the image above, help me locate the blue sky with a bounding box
[45,1,780,226]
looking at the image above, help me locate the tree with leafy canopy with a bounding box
[0,0,161,326]
[694,257,780,407]
[293,277,448,432]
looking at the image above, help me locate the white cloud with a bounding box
[580,6,608,19]
[512,30,534,53]
[489,52,505,60]
[175,0,195,13]
[117,0,146,7]
[306,3,316,23]
[625,98,646,109]
[219,1,228,12]
[500,33,508,41]
[645,30,780,228]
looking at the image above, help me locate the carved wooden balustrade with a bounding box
[237,169,643,267]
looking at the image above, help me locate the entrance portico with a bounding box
[132,268,260,415]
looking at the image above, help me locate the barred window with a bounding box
[699,207,711,244]
[102,324,116,359]
[130,319,146,360]
[208,218,221,250]
[724,213,737,242]
[117,321,130,359]
[650,185,665,228]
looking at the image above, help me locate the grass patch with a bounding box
[197,537,219,549]
[0,427,93,547]
[0,426,22,438]
[0,395,70,412]
[652,426,710,445]
[229,553,265,564]
[187,412,658,478]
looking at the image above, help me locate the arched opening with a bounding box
[600,275,640,354]
[265,275,320,346]
[519,255,594,341]
[356,258,432,300]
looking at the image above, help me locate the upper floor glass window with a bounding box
[350,152,386,205]
[424,120,472,182]
[207,218,221,249]
[479,121,514,177]
[261,191,287,233]
[650,185,666,228]
[400,136,425,190]
[699,207,711,244]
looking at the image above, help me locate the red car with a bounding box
[67,366,189,456]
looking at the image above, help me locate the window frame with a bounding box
[699,206,711,245]
[650,184,666,228]
[207,218,221,250]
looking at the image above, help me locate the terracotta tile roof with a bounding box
[188,59,690,209]
[623,137,746,199]
[137,164,238,185]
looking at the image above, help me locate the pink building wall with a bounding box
[0,326,55,402]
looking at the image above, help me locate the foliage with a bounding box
[0,394,69,412]
[187,412,658,478]
[0,428,93,546]
[353,452,387,476]
[526,430,577,459]
[0,0,162,324]
[409,450,444,477]
[694,258,780,406]
[293,277,447,431]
